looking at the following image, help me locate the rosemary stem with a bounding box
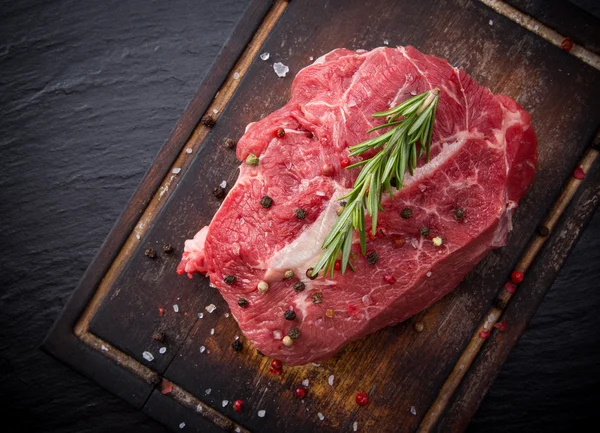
[417,88,440,115]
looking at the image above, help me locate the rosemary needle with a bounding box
[312,88,440,278]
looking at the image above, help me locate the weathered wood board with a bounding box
[44,0,600,432]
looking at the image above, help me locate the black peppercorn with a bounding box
[213,186,225,199]
[366,251,379,265]
[276,128,285,137]
[145,248,157,259]
[312,292,323,304]
[293,281,306,292]
[306,268,318,280]
[231,340,243,352]
[162,243,173,254]
[201,114,216,127]
[224,138,236,149]
[401,208,413,219]
[454,208,465,221]
[284,310,296,320]
[260,195,273,208]
[295,208,306,219]
[420,227,430,237]
[390,177,397,188]
[288,327,301,340]
[339,201,347,207]
[224,275,236,285]
[237,298,249,308]
[537,225,550,237]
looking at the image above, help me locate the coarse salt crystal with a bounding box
[316,191,326,196]
[210,328,215,336]
[186,148,192,154]
[410,406,417,415]
[212,108,218,114]
[317,412,325,421]
[173,304,179,313]
[209,282,216,288]
[159,347,167,354]
[260,52,270,61]
[426,271,432,277]
[206,304,216,313]
[362,295,373,306]
[353,421,358,431]
[235,335,240,340]
[273,62,289,78]
[489,19,493,25]
[235,428,241,433]
[142,351,154,362]
[200,346,206,354]
[312,363,321,367]
[302,379,309,387]
[205,388,211,395]
[309,56,314,61]
[233,72,240,80]
[258,410,266,418]
[101,345,109,352]
[198,313,204,319]
[135,233,141,240]
[224,312,230,318]
[222,400,229,407]
[418,184,426,192]
[220,180,227,188]
[328,375,334,386]
[383,39,389,45]
[196,404,203,412]
[273,330,283,340]
[179,422,185,429]
[172,167,181,174]
[411,238,419,249]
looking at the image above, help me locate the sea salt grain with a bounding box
[353,421,358,431]
[235,335,240,340]
[273,330,283,340]
[222,400,229,407]
[220,180,227,188]
[198,313,204,319]
[273,62,289,78]
[312,363,321,367]
[173,304,179,313]
[260,52,270,61]
[235,428,241,433]
[489,19,494,26]
[172,167,181,174]
[383,39,389,45]
[317,412,325,421]
[205,388,211,395]
[210,328,215,335]
[186,148,192,154]
[224,313,230,318]
[159,347,167,354]
[426,271,432,277]
[302,379,309,387]
[142,351,154,362]
[233,72,240,80]
[200,346,206,354]
[328,375,334,386]
[212,108,218,114]
[101,345,109,352]
[179,422,185,429]
[206,304,217,313]
[258,410,266,418]
[410,406,417,415]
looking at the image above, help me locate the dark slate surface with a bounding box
[0,1,598,432]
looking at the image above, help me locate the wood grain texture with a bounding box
[40,0,600,432]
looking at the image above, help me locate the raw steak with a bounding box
[178,46,537,365]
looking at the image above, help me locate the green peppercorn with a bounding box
[420,227,430,237]
[306,268,318,280]
[401,208,413,219]
[295,208,306,219]
[367,251,379,265]
[288,327,301,340]
[231,340,243,352]
[246,153,259,166]
[223,275,236,285]
[260,195,273,208]
[284,310,296,320]
[454,208,465,221]
[237,298,249,308]
[293,281,306,292]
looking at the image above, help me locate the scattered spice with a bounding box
[257,281,269,293]
[162,243,173,254]
[295,386,307,399]
[392,237,406,248]
[561,37,574,51]
[142,351,155,362]
[366,251,379,265]
[432,236,443,247]
[224,275,236,285]
[347,305,360,317]
[479,330,491,339]
[573,167,586,179]
[325,308,335,318]
[152,331,165,342]
[288,327,301,340]
[200,114,216,127]
[537,225,550,237]
[454,208,465,221]
[494,320,507,331]
[237,298,249,308]
[293,281,306,292]
[312,292,323,304]
[414,322,424,332]
[295,208,307,219]
[231,340,243,352]
[246,153,259,166]
[336,206,344,216]
[505,282,517,293]
[160,380,173,395]
[306,268,318,280]
[321,163,334,176]
[224,138,236,149]
[284,310,296,320]
[271,359,283,371]
[384,275,396,284]
[233,399,244,413]
[355,392,369,406]
[284,269,295,279]
[145,248,157,259]
[276,128,286,138]
[400,208,413,219]
[340,157,350,168]
[420,227,430,237]
[213,186,226,199]
[260,195,273,208]
[511,270,524,284]
[282,336,294,346]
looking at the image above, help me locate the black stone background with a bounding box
[0,1,598,432]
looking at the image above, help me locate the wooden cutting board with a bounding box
[43,0,600,432]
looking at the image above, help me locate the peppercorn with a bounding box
[145,248,157,259]
[420,226,430,237]
[561,37,574,51]
[312,292,323,304]
[288,327,300,340]
[213,186,226,199]
[414,322,424,332]
[306,268,317,280]
[511,271,524,284]
[276,128,285,137]
[162,243,173,254]
[293,281,306,292]
[432,237,443,247]
[401,208,413,219]
[224,138,236,149]
[231,340,243,352]
[295,208,306,219]
[284,310,296,320]
[246,153,259,166]
[366,251,379,265]
[260,195,273,208]
[355,392,369,406]
[200,114,216,127]
[237,298,249,308]
[295,386,307,399]
[233,399,244,413]
[339,201,347,207]
[284,269,295,279]
[390,177,397,188]
[224,275,236,285]
[454,208,465,221]
[257,281,269,293]
[152,331,165,342]
[282,336,294,346]
[537,225,550,237]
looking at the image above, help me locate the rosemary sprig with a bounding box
[312,88,440,278]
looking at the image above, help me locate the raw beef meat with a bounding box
[178,46,537,365]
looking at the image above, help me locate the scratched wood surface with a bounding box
[45,0,600,432]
